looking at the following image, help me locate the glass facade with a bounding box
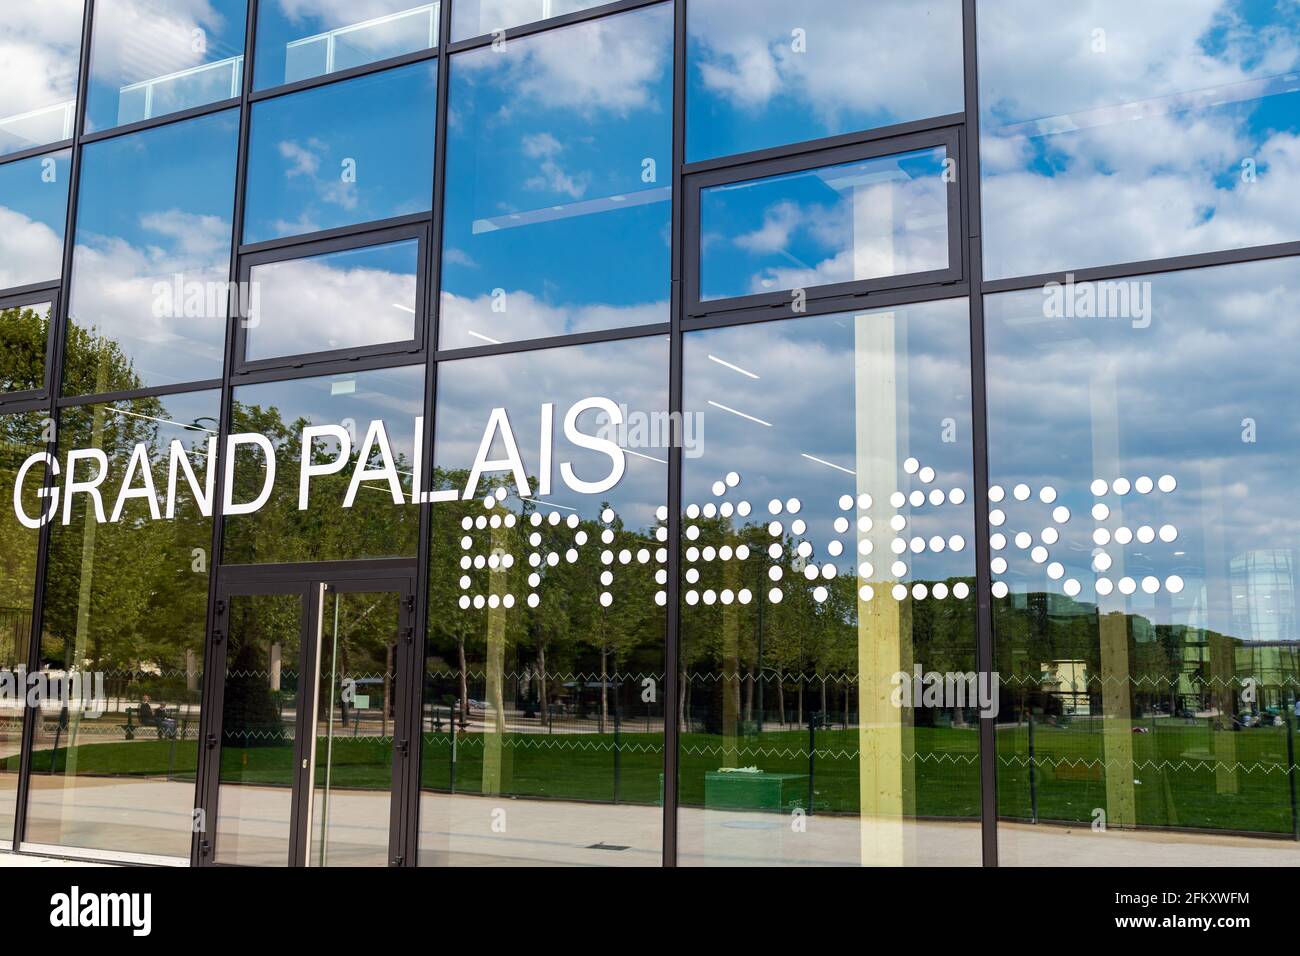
[0,0,1295,870]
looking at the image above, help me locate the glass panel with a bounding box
[215,592,302,866]
[451,0,609,41]
[979,0,1300,280]
[0,149,71,293]
[679,300,980,866]
[243,62,436,245]
[419,336,668,866]
[700,146,951,303]
[0,1,83,156]
[0,301,52,396]
[255,1,439,91]
[987,258,1300,866]
[309,589,400,867]
[26,390,217,859]
[85,0,247,133]
[687,0,963,162]
[0,412,47,839]
[65,110,239,396]
[224,365,424,564]
[438,5,672,349]
[245,238,420,363]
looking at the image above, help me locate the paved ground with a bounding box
[6,777,1300,866]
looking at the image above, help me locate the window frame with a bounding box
[0,286,60,407]
[232,221,428,377]
[684,126,964,319]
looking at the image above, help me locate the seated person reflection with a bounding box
[138,694,178,738]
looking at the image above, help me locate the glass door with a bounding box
[306,585,406,867]
[206,564,415,866]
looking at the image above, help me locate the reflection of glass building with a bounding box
[0,0,1299,869]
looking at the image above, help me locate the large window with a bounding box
[686,0,963,162]
[0,0,83,156]
[26,390,218,861]
[85,0,247,133]
[66,110,239,395]
[419,335,668,865]
[979,0,1300,280]
[679,300,979,866]
[243,62,436,246]
[438,3,672,349]
[986,258,1300,866]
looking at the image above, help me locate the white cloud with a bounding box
[0,206,64,289]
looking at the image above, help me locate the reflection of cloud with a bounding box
[89,0,231,86]
[980,0,1300,277]
[985,258,1300,637]
[0,206,64,289]
[689,0,962,129]
[459,4,671,117]
[0,0,82,117]
[435,337,669,528]
[69,210,231,380]
[440,289,666,346]
[682,301,976,583]
[248,256,416,358]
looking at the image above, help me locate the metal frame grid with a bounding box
[0,0,1292,867]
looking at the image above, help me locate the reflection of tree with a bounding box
[0,305,48,393]
[222,401,418,564]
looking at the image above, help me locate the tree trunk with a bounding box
[537,635,548,722]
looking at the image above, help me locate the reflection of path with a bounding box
[8,778,1300,867]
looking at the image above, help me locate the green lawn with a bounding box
[12,721,1299,836]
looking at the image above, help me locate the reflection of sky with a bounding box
[438,3,672,348]
[433,335,669,530]
[85,0,247,133]
[0,0,82,156]
[686,0,963,162]
[246,238,418,360]
[682,301,976,589]
[979,0,1300,279]
[985,257,1300,643]
[69,110,238,390]
[232,363,425,467]
[451,0,609,41]
[700,147,949,301]
[254,0,440,90]
[244,60,435,244]
[0,149,70,292]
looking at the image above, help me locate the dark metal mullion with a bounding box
[963,0,998,869]
[681,282,971,333]
[57,379,224,409]
[12,0,96,854]
[404,0,454,870]
[983,239,1300,294]
[248,46,439,105]
[0,139,75,169]
[446,0,665,53]
[238,212,433,257]
[433,321,672,362]
[79,96,241,146]
[660,0,687,870]
[681,112,967,176]
[192,0,259,868]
